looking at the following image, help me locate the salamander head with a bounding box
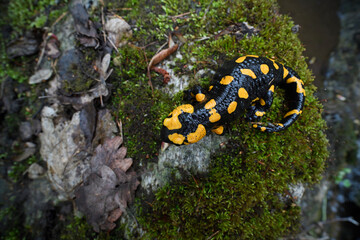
[161,104,207,146]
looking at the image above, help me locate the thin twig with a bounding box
[36,11,68,71]
[101,6,106,43]
[139,41,158,49]
[156,40,169,54]
[50,11,68,29]
[107,36,119,53]
[38,95,57,99]
[35,31,49,71]
[170,11,191,21]
[116,119,123,140]
[113,8,132,11]
[321,217,359,226]
[207,230,220,240]
[303,216,359,234]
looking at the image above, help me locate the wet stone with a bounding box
[19,120,42,141]
[27,163,46,179]
[19,121,33,141]
[6,32,39,58]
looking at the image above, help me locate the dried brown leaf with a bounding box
[74,136,139,232]
[45,36,61,59]
[147,44,178,70]
[70,2,99,47]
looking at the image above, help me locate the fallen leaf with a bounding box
[147,34,179,89]
[29,69,53,84]
[69,1,99,48]
[147,43,178,69]
[75,136,139,232]
[105,16,132,48]
[45,35,61,59]
[214,22,259,40]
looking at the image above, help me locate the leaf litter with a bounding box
[75,136,140,232]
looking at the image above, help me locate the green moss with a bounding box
[59,215,135,240]
[0,0,68,84]
[7,0,68,34]
[59,48,100,94]
[107,0,330,238]
[0,204,28,240]
[8,155,38,182]
[60,216,98,240]
[111,46,179,163]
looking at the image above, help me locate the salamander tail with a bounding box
[253,66,305,133]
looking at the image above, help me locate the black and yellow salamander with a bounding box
[161,55,306,145]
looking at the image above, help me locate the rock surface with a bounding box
[142,134,226,193]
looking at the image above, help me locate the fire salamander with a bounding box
[161,55,306,145]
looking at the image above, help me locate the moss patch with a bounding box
[111,46,182,164]
[107,0,329,238]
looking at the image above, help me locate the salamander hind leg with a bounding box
[246,87,274,122]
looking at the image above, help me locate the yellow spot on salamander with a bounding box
[211,125,224,135]
[163,117,182,130]
[255,111,265,117]
[227,101,237,114]
[253,124,258,128]
[260,98,266,106]
[286,76,306,96]
[269,85,275,92]
[220,75,234,85]
[284,109,302,118]
[241,69,257,79]
[208,85,213,91]
[195,93,205,102]
[187,124,206,143]
[209,108,221,123]
[238,88,249,99]
[235,56,246,63]
[283,67,289,79]
[163,104,194,130]
[270,58,279,69]
[168,133,185,145]
[252,97,259,103]
[273,62,279,69]
[235,55,258,64]
[177,104,194,113]
[260,64,269,75]
[205,99,216,109]
[276,123,284,127]
[260,127,266,132]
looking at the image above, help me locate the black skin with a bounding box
[161,55,306,145]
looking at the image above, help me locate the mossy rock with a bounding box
[107,0,330,238]
[109,0,329,239]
